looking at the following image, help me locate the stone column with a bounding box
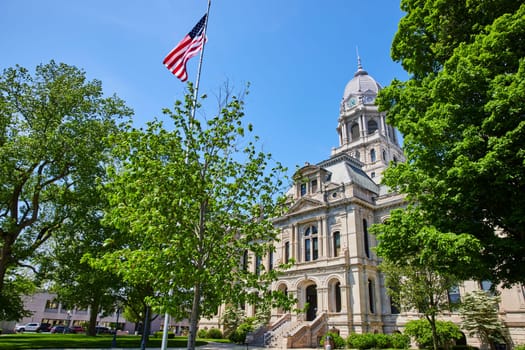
[380,115,387,137]
[359,114,366,138]
[323,216,330,257]
[341,121,348,144]
[292,224,298,262]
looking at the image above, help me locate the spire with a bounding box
[356,46,362,70]
[354,48,368,77]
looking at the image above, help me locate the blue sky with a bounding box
[1,0,407,174]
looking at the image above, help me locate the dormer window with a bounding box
[299,178,319,197]
[311,179,318,193]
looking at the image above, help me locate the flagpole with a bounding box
[191,0,212,121]
[161,3,211,350]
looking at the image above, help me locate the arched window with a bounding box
[390,296,400,314]
[367,120,378,134]
[333,231,341,257]
[351,123,360,141]
[363,219,370,258]
[304,224,319,262]
[335,282,342,312]
[370,149,376,162]
[382,149,387,161]
[368,279,375,314]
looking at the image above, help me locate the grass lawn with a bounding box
[0,333,221,349]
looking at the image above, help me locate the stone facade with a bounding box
[203,62,525,349]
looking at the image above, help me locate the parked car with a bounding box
[95,326,112,334]
[38,323,51,332]
[70,325,85,333]
[50,325,73,334]
[14,323,49,333]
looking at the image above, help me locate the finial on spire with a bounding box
[356,46,362,70]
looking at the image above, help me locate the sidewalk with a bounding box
[46,342,319,350]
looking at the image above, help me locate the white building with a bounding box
[202,61,525,349]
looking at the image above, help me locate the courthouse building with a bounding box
[203,61,525,349]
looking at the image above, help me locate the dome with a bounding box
[343,60,382,102]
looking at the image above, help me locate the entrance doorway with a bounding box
[306,285,318,321]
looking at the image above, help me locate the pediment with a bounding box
[287,197,324,215]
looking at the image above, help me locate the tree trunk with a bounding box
[186,282,202,350]
[0,234,15,293]
[87,299,101,336]
[140,305,151,349]
[427,315,439,350]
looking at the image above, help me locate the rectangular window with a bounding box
[242,250,248,271]
[268,250,274,271]
[284,242,290,264]
[305,239,311,261]
[363,219,370,258]
[333,231,341,257]
[300,183,307,196]
[390,296,400,314]
[45,299,59,312]
[255,255,262,275]
[480,280,494,294]
[311,179,318,193]
[312,237,318,260]
[448,285,461,308]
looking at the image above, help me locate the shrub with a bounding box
[320,332,346,349]
[206,328,223,339]
[347,333,376,349]
[228,321,254,344]
[390,333,410,349]
[514,345,525,350]
[404,319,461,349]
[374,333,391,348]
[197,328,208,338]
[153,331,175,339]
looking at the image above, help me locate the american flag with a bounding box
[163,14,207,82]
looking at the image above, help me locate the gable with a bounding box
[287,197,324,215]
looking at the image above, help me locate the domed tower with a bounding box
[332,58,404,183]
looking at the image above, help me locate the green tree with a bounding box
[221,305,245,339]
[372,206,482,350]
[44,213,123,335]
[404,319,462,350]
[0,61,132,320]
[95,85,291,349]
[379,1,525,286]
[459,290,506,350]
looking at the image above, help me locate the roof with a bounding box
[343,59,382,102]
[317,153,379,194]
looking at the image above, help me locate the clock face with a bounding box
[365,96,375,104]
[348,97,357,107]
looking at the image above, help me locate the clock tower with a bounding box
[333,58,404,183]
